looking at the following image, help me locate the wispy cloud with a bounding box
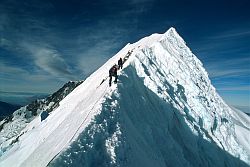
[21,42,75,80]
[209,69,250,78]
[0,0,146,98]
[77,39,118,76]
[217,86,250,91]
[0,61,28,75]
[205,57,250,78]
[192,27,250,58]
[0,59,67,96]
[0,0,143,105]
[0,0,79,81]
[0,38,12,48]
[192,28,250,88]
[207,29,250,40]
[0,90,49,105]
[70,8,143,76]
[199,53,250,102]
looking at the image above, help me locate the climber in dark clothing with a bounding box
[118,58,123,69]
[109,64,119,86]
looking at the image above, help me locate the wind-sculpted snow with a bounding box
[1,28,249,167]
[50,66,249,167]
[50,28,250,166]
[131,29,250,163]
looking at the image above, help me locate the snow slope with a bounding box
[1,28,250,167]
[0,81,82,158]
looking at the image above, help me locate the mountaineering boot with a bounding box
[114,75,118,83]
[109,77,112,86]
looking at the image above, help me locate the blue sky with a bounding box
[0,0,249,109]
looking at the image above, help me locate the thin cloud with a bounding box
[192,27,250,58]
[72,13,137,76]
[0,0,138,84]
[217,86,250,91]
[0,61,66,94]
[209,69,250,78]
[77,39,119,76]
[208,29,250,40]
[0,61,28,75]
[21,43,75,80]
[0,91,48,96]
[207,57,250,68]
[0,61,56,83]
[0,38,16,52]
[0,0,149,78]
[205,57,250,79]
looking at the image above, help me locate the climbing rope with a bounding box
[47,48,136,166]
[46,83,109,166]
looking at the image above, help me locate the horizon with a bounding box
[0,0,249,111]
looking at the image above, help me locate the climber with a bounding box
[118,57,123,69]
[109,64,119,86]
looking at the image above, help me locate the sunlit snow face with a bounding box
[0,0,249,108]
[1,27,250,167]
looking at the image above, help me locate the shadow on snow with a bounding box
[49,66,249,167]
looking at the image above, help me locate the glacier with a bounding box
[0,27,249,167]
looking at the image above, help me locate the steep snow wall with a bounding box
[1,28,249,167]
[50,28,250,167]
[0,43,132,167]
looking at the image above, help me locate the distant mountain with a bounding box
[0,80,83,156]
[0,91,49,106]
[0,101,21,121]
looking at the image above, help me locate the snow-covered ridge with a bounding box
[129,28,250,163]
[0,80,83,157]
[1,27,249,167]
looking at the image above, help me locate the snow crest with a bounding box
[130,28,250,164]
[1,28,249,167]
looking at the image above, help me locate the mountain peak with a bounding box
[1,28,250,167]
[164,27,178,36]
[129,27,186,56]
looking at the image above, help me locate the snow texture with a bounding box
[0,81,82,157]
[0,27,249,167]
